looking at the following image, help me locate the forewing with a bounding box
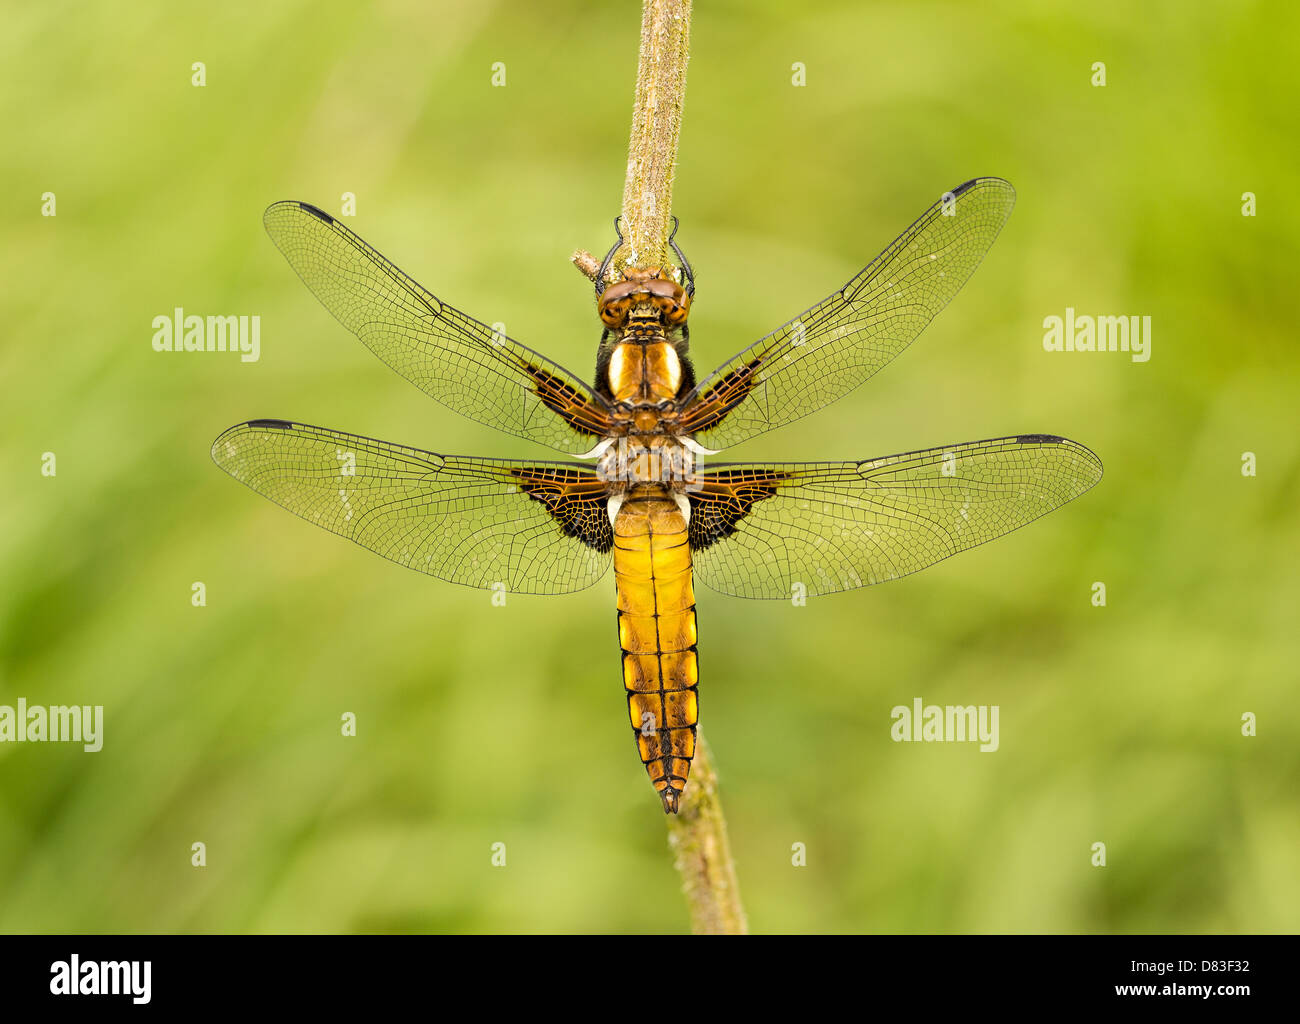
[264,201,612,453]
[212,419,612,595]
[688,434,1101,598]
[678,178,1017,449]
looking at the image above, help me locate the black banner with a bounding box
[0,934,1289,1011]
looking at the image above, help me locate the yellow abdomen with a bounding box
[614,489,699,813]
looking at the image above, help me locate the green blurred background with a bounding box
[2,0,1297,934]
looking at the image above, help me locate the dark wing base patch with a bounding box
[677,356,765,437]
[687,469,789,551]
[511,466,614,552]
[526,368,609,439]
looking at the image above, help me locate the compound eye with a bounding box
[599,297,627,327]
[664,299,689,326]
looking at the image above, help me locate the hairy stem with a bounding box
[619,0,691,271]
[666,733,748,934]
[570,0,692,286]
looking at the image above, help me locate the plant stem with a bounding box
[570,0,693,286]
[619,0,692,270]
[666,733,749,934]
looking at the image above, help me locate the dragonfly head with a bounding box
[594,215,696,330]
[597,267,692,329]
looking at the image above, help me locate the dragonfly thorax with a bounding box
[606,337,683,404]
[596,434,698,491]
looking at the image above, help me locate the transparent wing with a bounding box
[688,434,1101,599]
[264,201,612,453]
[678,178,1017,449]
[212,419,613,595]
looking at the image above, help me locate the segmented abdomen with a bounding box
[613,491,699,813]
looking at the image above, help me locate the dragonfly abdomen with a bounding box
[614,490,699,813]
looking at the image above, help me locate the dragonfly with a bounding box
[212,177,1101,813]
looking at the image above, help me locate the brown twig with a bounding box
[570,248,602,282]
[619,0,691,271]
[666,733,748,934]
[570,0,693,288]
